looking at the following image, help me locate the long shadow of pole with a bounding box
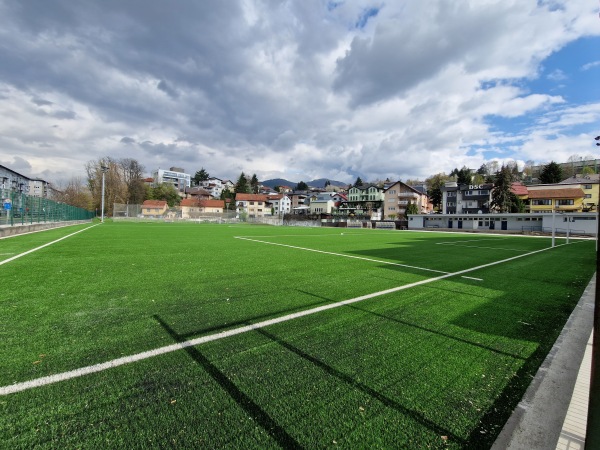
[154,315,301,449]
[253,326,466,446]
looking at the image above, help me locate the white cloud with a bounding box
[0,0,598,185]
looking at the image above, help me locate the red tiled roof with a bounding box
[142,200,167,207]
[527,188,584,199]
[235,193,268,201]
[198,199,225,208]
[181,199,224,208]
[510,182,528,196]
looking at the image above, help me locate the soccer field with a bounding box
[0,221,596,448]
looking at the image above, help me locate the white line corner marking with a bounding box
[1,240,559,395]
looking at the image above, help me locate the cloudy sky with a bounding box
[1,0,599,185]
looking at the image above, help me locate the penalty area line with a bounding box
[234,236,449,275]
[0,240,563,396]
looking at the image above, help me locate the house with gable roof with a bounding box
[266,194,291,216]
[383,181,430,219]
[141,200,168,217]
[180,198,225,218]
[235,193,269,218]
[339,183,385,220]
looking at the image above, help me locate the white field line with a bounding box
[461,276,483,281]
[0,224,99,267]
[1,240,567,396]
[234,236,449,274]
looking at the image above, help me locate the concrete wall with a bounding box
[0,220,92,238]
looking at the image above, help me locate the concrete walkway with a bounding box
[492,274,595,449]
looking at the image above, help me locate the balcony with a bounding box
[398,192,419,199]
[398,200,409,205]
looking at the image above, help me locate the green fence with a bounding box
[0,190,95,226]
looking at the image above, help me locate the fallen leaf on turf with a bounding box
[170,400,177,404]
[33,360,41,364]
[441,436,448,441]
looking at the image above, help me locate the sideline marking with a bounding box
[234,236,449,274]
[0,224,99,267]
[0,241,565,396]
[461,276,483,281]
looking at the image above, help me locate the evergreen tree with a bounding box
[425,173,449,212]
[235,172,250,193]
[405,202,419,217]
[250,174,259,194]
[456,166,472,185]
[539,161,563,183]
[193,168,210,185]
[296,181,308,191]
[354,177,364,187]
[490,165,514,213]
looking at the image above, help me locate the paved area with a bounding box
[492,274,595,450]
[555,330,592,450]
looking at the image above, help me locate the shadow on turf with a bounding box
[154,315,302,449]
[175,297,331,340]
[253,326,467,446]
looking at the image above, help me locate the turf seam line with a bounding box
[0,224,99,267]
[0,240,567,396]
[233,236,450,274]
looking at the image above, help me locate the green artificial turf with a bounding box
[0,221,595,448]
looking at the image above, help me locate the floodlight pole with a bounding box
[100,165,108,223]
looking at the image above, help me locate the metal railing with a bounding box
[0,189,95,226]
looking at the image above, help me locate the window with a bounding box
[388,190,396,194]
[532,199,552,205]
[584,184,592,189]
[556,199,574,206]
[388,198,395,203]
[388,206,396,211]
[447,192,456,197]
[447,202,456,207]
[250,202,255,205]
[585,194,592,199]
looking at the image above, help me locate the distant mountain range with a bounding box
[261,178,348,189]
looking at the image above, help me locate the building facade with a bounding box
[383,181,430,219]
[442,182,494,214]
[152,168,191,193]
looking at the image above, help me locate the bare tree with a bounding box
[54,177,93,210]
[86,157,127,216]
[119,158,146,204]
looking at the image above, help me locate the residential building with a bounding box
[341,184,385,219]
[441,182,494,214]
[28,178,52,198]
[235,193,268,218]
[198,177,229,198]
[185,186,212,200]
[383,181,430,219]
[141,200,168,217]
[558,174,599,212]
[527,185,585,213]
[289,191,310,214]
[307,193,336,214]
[180,199,225,218]
[152,168,191,193]
[266,194,291,216]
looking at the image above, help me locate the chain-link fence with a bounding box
[0,189,95,226]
